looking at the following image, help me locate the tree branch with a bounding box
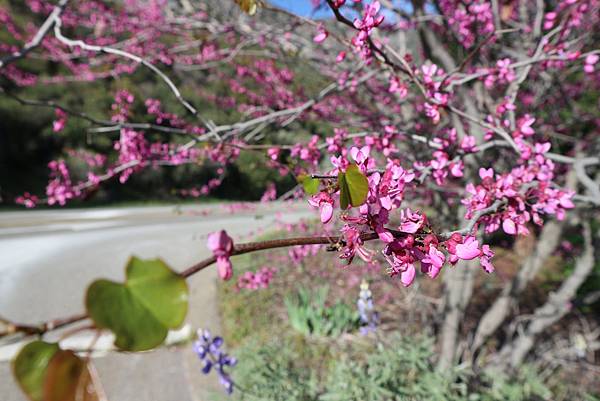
[0,0,70,68]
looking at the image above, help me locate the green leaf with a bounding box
[234,0,260,15]
[338,165,369,209]
[13,341,59,401]
[298,174,320,195]
[86,257,189,351]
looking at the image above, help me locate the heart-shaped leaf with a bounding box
[13,341,60,401]
[86,257,188,351]
[338,165,369,209]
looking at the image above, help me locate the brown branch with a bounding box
[0,192,561,341]
[0,232,377,340]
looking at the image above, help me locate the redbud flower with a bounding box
[455,236,480,260]
[313,29,328,43]
[420,245,445,279]
[480,245,495,273]
[207,230,234,280]
[308,192,335,224]
[584,54,598,74]
[52,109,68,132]
[399,208,425,233]
[400,263,416,287]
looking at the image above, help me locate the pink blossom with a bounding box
[52,109,68,132]
[400,263,416,287]
[584,54,599,73]
[350,145,370,165]
[340,225,373,263]
[260,182,277,202]
[480,245,495,273]
[313,29,328,43]
[420,245,445,279]
[455,236,480,260]
[308,192,335,224]
[236,267,276,290]
[207,230,234,280]
[502,218,517,235]
[351,1,384,62]
[399,209,425,233]
[517,115,536,136]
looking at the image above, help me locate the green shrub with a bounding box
[284,286,360,337]
[217,336,563,401]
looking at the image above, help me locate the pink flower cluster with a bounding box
[420,64,450,124]
[179,176,224,198]
[15,192,39,208]
[383,231,495,287]
[46,160,79,206]
[236,267,277,290]
[463,162,575,237]
[307,145,496,286]
[289,244,321,265]
[52,109,68,132]
[290,135,321,167]
[482,58,516,88]
[438,0,495,48]
[260,183,277,202]
[351,1,384,62]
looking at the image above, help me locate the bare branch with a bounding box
[0,0,70,68]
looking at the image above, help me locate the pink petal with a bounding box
[320,202,333,224]
[502,218,517,235]
[455,237,480,260]
[313,31,328,43]
[400,264,416,287]
[217,257,233,280]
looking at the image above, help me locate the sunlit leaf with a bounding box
[86,257,189,351]
[234,0,261,15]
[13,341,59,401]
[338,165,369,210]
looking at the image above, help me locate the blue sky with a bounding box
[268,0,332,17]
[267,1,417,20]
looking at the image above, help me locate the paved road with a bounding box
[0,202,311,401]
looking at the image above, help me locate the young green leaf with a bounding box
[338,165,369,210]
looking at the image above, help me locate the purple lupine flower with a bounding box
[357,280,379,335]
[193,329,237,394]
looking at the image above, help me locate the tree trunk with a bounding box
[494,222,595,369]
[437,259,476,371]
[470,220,564,354]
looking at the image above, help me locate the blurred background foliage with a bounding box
[0,0,337,207]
